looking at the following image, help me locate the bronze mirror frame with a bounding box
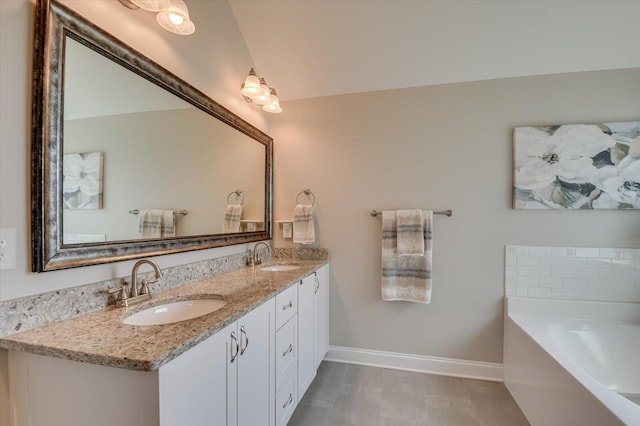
[31,0,273,272]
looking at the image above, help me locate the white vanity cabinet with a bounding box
[6,263,329,426]
[274,284,298,426]
[314,263,330,369]
[159,321,235,425]
[297,273,317,398]
[163,297,276,426]
[297,264,330,400]
[8,298,275,426]
[228,298,276,426]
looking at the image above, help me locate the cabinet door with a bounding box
[314,264,329,369]
[236,298,276,426]
[297,274,316,399]
[160,321,236,426]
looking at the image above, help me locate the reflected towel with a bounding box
[293,204,315,244]
[139,209,175,238]
[396,209,424,255]
[222,204,243,233]
[381,210,433,303]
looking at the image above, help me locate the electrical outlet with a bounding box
[0,228,17,271]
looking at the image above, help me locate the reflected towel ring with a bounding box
[296,189,316,206]
[226,189,244,206]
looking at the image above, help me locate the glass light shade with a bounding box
[240,69,261,97]
[130,0,171,11]
[252,79,272,105]
[262,89,282,113]
[156,0,195,35]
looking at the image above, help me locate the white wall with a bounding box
[0,0,267,301]
[270,68,640,364]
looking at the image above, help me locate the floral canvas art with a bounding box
[513,121,640,209]
[63,151,104,209]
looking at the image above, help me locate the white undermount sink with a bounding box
[122,299,227,326]
[259,264,300,272]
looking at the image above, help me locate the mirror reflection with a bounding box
[61,38,265,244]
[32,0,272,271]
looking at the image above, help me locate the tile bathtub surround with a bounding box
[505,245,640,303]
[0,247,328,338]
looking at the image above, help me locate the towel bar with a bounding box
[129,209,188,216]
[370,209,453,217]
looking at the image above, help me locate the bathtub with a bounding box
[504,297,640,426]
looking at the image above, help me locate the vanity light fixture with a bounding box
[240,68,261,98]
[263,89,282,113]
[156,0,195,35]
[241,68,283,113]
[118,0,195,35]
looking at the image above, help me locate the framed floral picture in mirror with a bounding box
[513,121,639,209]
[63,151,104,209]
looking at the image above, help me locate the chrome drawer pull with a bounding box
[282,393,293,409]
[240,326,249,355]
[282,344,293,357]
[230,332,239,363]
[282,301,293,310]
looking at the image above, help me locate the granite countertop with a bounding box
[0,259,327,371]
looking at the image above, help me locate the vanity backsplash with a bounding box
[0,247,328,337]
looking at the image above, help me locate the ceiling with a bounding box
[229,0,640,102]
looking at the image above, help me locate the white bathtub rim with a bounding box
[506,296,640,322]
[507,308,640,425]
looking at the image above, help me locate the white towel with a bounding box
[381,210,433,303]
[293,204,315,244]
[396,209,424,255]
[222,204,243,233]
[139,209,175,238]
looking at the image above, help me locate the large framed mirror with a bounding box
[32,0,273,272]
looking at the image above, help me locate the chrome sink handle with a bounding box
[107,282,128,307]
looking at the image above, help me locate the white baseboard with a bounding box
[324,345,503,382]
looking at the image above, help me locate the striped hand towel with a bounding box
[222,204,243,233]
[293,204,315,244]
[396,209,424,255]
[139,209,175,238]
[381,210,433,303]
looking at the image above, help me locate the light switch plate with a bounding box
[282,222,292,239]
[0,228,17,270]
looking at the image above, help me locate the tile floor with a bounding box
[288,361,529,426]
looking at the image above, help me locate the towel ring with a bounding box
[226,190,244,206]
[296,189,316,206]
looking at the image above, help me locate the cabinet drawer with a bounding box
[275,284,297,330]
[275,315,296,390]
[276,371,297,426]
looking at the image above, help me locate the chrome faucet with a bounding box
[130,259,162,297]
[108,258,162,308]
[252,241,272,266]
